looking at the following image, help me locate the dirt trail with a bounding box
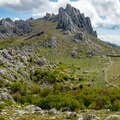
[104,57,119,88]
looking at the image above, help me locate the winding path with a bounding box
[104,57,119,88]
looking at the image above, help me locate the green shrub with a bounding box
[9,81,28,95]
[30,83,41,94]
[111,100,120,111]
[32,68,72,84]
[0,80,6,88]
[12,92,22,102]
[34,94,81,111]
[0,101,13,111]
[39,88,52,97]
[0,116,5,120]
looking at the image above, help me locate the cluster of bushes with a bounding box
[31,67,74,84]
[5,64,120,112]
[8,81,120,111]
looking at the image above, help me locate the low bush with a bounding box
[33,94,83,111]
[9,81,28,96]
[0,101,13,111]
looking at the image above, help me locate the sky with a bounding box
[0,0,120,45]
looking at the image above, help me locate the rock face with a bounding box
[73,32,85,43]
[0,18,32,39]
[14,20,32,35]
[57,4,97,37]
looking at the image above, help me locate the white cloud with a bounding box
[32,0,69,17]
[0,0,49,11]
[99,34,120,45]
[0,0,20,5]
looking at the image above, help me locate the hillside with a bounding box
[0,4,120,120]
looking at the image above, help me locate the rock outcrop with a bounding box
[0,48,47,82]
[57,4,97,37]
[0,88,14,103]
[83,114,100,120]
[43,13,57,21]
[0,18,32,39]
[14,20,32,35]
[73,32,85,43]
[43,36,57,48]
[71,48,79,58]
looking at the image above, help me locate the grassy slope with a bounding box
[0,19,120,87]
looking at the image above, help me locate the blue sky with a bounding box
[0,0,120,45]
[0,0,64,19]
[0,7,32,19]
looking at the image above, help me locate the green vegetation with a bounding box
[0,101,13,112]
[5,64,120,112]
[9,82,120,111]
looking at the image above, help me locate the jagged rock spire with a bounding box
[57,4,97,37]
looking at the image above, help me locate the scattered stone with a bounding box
[35,57,47,66]
[48,108,58,114]
[63,31,71,35]
[1,49,13,60]
[105,115,120,120]
[15,110,28,116]
[43,36,57,48]
[71,48,79,58]
[0,70,5,76]
[83,114,100,120]
[49,36,57,48]
[74,32,85,42]
[66,112,77,119]
[87,50,95,57]
[24,105,43,114]
[77,115,84,120]
[0,91,14,102]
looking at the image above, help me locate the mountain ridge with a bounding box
[0,4,119,56]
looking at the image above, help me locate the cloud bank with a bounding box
[1,0,120,28]
[0,0,120,44]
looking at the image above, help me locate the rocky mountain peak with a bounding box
[57,4,97,37]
